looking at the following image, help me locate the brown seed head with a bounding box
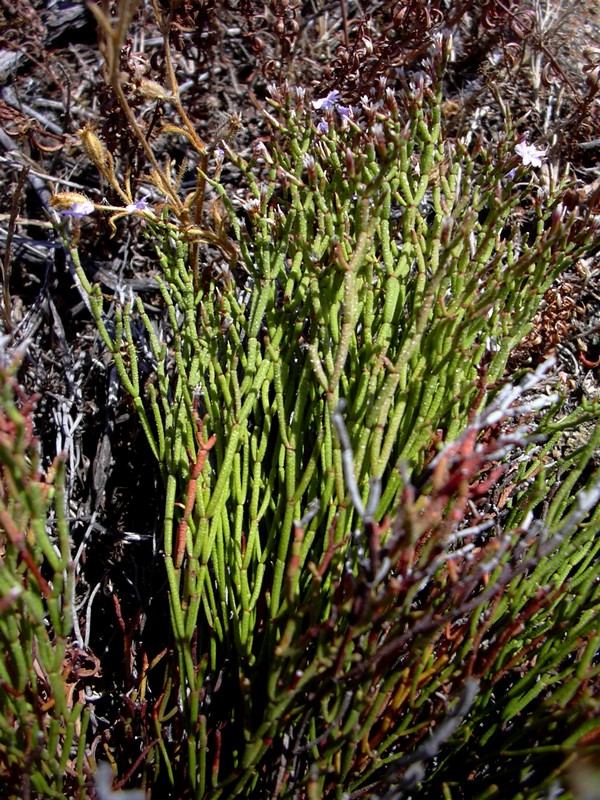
[50,192,93,212]
[139,78,172,101]
[78,125,109,174]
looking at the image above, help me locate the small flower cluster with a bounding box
[311,90,352,133]
[50,192,152,220]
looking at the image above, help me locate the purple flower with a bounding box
[125,200,150,214]
[515,140,546,167]
[62,200,94,218]
[51,192,97,219]
[409,71,432,93]
[53,194,95,218]
[312,90,353,131]
[312,90,341,112]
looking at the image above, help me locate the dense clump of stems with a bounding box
[0,366,87,798]
[59,35,600,798]
[1,4,599,798]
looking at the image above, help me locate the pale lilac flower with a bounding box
[409,71,432,93]
[515,140,546,167]
[360,95,383,113]
[125,200,150,214]
[316,119,330,134]
[336,105,353,119]
[61,199,95,218]
[312,90,341,112]
[432,31,453,54]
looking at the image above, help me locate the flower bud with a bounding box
[344,147,356,178]
[303,154,316,184]
[441,216,454,247]
[254,141,273,165]
[550,203,565,234]
[384,87,399,116]
[585,64,600,91]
